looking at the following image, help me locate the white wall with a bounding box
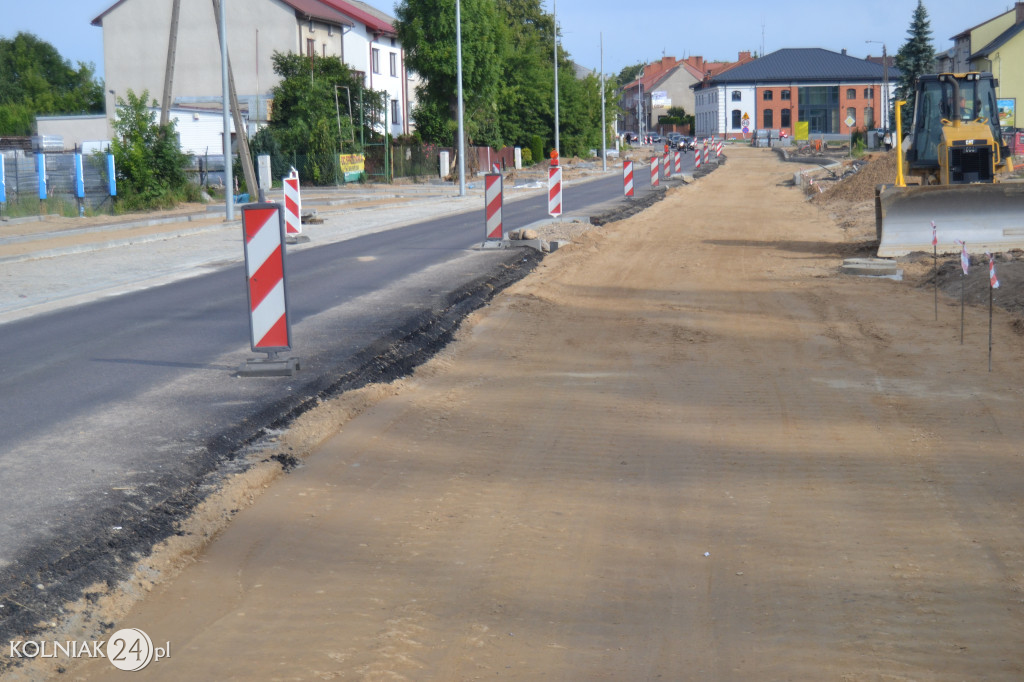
[100,0,409,138]
[102,0,302,137]
[36,115,109,149]
[164,109,236,156]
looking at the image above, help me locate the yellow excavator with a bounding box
[876,72,1024,257]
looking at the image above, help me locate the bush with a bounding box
[529,135,544,167]
[109,89,193,211]
[521,147,533,164]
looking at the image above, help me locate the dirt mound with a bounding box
[813,151,898,205]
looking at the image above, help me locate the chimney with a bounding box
[738,51,751,61]
[1017,2,1024,24]
[841,48,847,56]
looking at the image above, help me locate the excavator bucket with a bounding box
[876,183,1024,257]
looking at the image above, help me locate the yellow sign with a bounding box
[795,121,809,141]
[339,154,365,181]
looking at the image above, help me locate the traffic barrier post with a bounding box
[283,168,301,236]
[623,161,634,197]
[484,172,503,240]
[650,157,659,187]
[239,203,299,376]
[548,166,562,217]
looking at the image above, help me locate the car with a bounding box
[620,131,638,144]
[642,132,663,145]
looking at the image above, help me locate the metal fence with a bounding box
[1,150,116,216]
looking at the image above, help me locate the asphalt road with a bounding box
[0,160,687,640]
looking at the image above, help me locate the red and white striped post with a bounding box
[484,172,503,240]
[650,157,659,187]
[703,144,710,165]
[548,166,562,217]
[716,142,723,157]
[623,160,634,197]
[673,150,682,174]
[694,147,702,170]
[283,168,301,236]
[240,203,298,375]
[663,154,671,178]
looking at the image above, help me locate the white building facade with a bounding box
[91,0,410,139]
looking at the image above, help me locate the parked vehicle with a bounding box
[621,131,638,143]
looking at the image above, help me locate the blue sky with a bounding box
[2,1,1018,80]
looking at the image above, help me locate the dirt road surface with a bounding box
[58,147,1024,680]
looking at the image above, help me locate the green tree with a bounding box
[494,0,554,147]
[659,106,694,130]
[615,63,644,88]
[265,52,385,184]
[109,89,194,210]
[0,32,103,134]
[395,0,504,147]
[894,0,936,134]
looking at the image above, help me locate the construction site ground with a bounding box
[14,146,1024,680]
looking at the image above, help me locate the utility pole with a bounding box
[867,40,889,132]
[553,0,560,156]
[160,0,181,128]
[213,0,257,202]
[218,0,232,220]
[455,0,466,196]
[638,70,644,143]
[600,33,606,171]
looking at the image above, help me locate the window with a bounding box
[372,48,380,74]
[731,90,741,102]
[308,19,315,32]
[390,53,397,77]
[763,109,773,128]
[731,109,742,129]
[781,108,791,128]
[781,89,791,100]
[846,107,856,127]
[846,88,856,99]
[763,90,773,101]
[864,88,873,99]
[322,43,326,58]
[306,38,315,58]
[864,106,874,129]
[391,99,400,125]
[798,86,840,133]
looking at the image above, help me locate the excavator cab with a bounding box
[905,72,1011,184]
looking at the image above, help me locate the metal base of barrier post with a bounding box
[477,239,509,250]
[237,351,301,377]
[286,235,311,245]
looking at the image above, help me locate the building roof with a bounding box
[91,0,392,34]
[706,48,896,84]
[971,20,1024,58]
[624,57,680,92]
[951,5,1019,40]
[322,0,395,36]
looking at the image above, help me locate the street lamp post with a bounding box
[867,40,889,133]
[455,0,466,196]
[553,0,560,157]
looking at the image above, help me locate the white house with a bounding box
[90,0,410,139]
